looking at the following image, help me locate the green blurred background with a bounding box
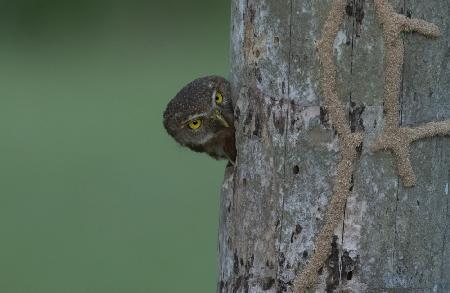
[0,1,230,292]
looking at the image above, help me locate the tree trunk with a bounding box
[218,0,450,292]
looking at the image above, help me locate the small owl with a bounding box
[163,76,236,163]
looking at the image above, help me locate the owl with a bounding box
[163,76,236,163]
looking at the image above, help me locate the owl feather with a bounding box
[163,76,236,163]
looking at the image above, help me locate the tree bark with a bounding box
[219,0,450,292]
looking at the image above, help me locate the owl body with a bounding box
[163,76,236,162]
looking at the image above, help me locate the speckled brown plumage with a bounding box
[163,76,236,162]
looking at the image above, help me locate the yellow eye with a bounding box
[215,90,223,104]
[188,118,202,129]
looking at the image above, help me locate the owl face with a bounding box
[163,76,233,149]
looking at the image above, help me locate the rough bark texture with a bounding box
[218,0,450,292]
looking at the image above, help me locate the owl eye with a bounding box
[188,118,202,129]
[215,90,223,105]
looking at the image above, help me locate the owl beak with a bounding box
[212,110,230,128]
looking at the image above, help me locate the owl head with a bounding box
[163,75,233,153]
